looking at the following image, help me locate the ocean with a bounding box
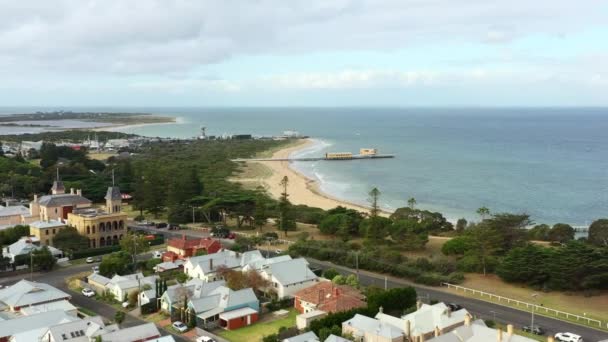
[2,107,608,226]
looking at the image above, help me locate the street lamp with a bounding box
[530,293,538,329]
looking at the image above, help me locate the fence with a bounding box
[442,283,606,329]
[232,231,293,245]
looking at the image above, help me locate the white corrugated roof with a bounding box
[219,306,258,320]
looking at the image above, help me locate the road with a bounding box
[0,255,190,342]
[131,225,608,342]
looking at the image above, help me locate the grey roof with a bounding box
[0,279,71,308]
[101,322,161,342]
[190,250,242,274]
[0,310,77,339]
[343,314,404,339]
[189,286,258,315]
[37,193,91,207]
[240,250,264,266]
[43,316,106,341]
[395,302,470,336]
[428,319,538,342]
[324,335,350,342]
[284,331,319,342]
[0,205,29,217]
[20,299,77,316]
[243,255,292,271]
[105,186,122,200]
[264,258,318,286]
[87,273,111,286]
[107,273,158,291]
[29,220,66,229]
[7,236,40,256]
[163,279,226,305]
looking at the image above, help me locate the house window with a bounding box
[45,230,49,235]
[55,208,58,214]
[52,229,56,234]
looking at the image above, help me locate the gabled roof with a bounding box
[343,314,404,339]
[88,273,111,286]
[37,193,91,207]
[162,279,226,305]
[100,322,161,342]
[324,335,350,342]
[168,236,220,251]
[20,299,77,316]
[105,186,122,201]
[107,273,158,291]
[43,316,106,341]
[396,302,470,336]
[0,279,71,309]
[239,250,265,266]
[294,281,366,313]
[0,205,29,217]
[283,331,319,342]
[428,319,538,342]
[7,236,40,256]
[242,254,292,271]
[0,310,77,339]
[188,250,241,274]
[189,286,258,315]
[263,258,318,286]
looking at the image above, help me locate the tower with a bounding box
[105,170,122,213]
[51,168,65,195]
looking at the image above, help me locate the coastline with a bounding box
[248,139,380,214]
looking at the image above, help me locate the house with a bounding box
[105,273,159,302]
[296,310,327,330]
[19,299,78,317]
[39,316,115,342]
[139,290,157,306]
[184,250,243,281]
[294,281,366,314]
[324,335,351,342]
[428,319,539,342]
[0,310,78,342]
[0,205,29,227]
[98,322,161,342]
[87,273,112,293]
[153,259,185,273]
[241,254,292,272]
[342,314,405,342]
[29,220,67,247]
[3,236,63,263]
[160,279,226,314]
[258,258,319,299]
[188,285,259,330]
[0,280,71,312]
[376,302,471,341]
[166,235,221,259]
[284,331,319,342]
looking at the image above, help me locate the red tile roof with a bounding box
[168,236,220,251]
[294,282,366,313]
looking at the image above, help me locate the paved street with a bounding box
[131,225,608,341]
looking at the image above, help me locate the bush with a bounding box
[72,245,121,259]
[114,311,125,324]
[323,268,340,280]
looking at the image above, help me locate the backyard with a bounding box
[217,309,298,342]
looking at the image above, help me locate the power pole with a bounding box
[355,251,359,281]
[30,252,33,281]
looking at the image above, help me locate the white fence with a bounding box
[442,283,606,329]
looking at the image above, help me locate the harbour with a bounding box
[232,147,395,162]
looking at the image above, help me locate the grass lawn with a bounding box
[443,273,608,326]
[218,309,298,342]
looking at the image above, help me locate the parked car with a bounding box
[522,325,544,335]
[153,251,163,259]
[94,257,102,262]
[155,222,168,229]
[172,321,188,333]
[275,249,283,255]
[211,226,230,238]
[86,257,94,263]
[196,336,216,342]
[92,266,99,273]
[447,303,463,311]
[122,301,130,308]
[227,233,236,239]
[82,288,95,297]
[555,332,583,342]
[168,224,180,230]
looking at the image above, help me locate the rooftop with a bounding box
[428,319,538,342]
[37,193,91,207]
[0,310,78,339]
[283,331,319,342]
[100,322,161,342]
[168,236,221,251]
[294,281,366,313]
[0,205,29,217]
[29,219,66,229]
[0,279,71,309]
[343,314,404,339]
[262,258,318,286]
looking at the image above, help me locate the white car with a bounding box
[81,288,95,297]
[122,301,130,308]
[153,251,163,258]
[92,266,99,273]
[555,332,583,342]
[196,337,216,342]
[172,321,188,332]
[86,257,94,263]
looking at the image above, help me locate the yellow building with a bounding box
[359,148,378,156]
[28,179,128,249]
[325,152,353,160]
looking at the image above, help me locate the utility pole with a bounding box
[355,251,359,281]
[384,276,388,290]
[192,207,195,224]
[30,252,33,281]
[531,293,538,329]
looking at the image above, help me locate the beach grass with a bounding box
[218,309,298,342]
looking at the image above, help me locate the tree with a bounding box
[31,246,56,271]
[589,219,608,247]
[476,207,490,221]
[369,188,381,218]
[548,223,575,243]
[253,194,268,232]
[466,225,503,275]
[527,224,550,241]
[114,311,125,324]
[99,251,132,277]
[366,287,417,315]
[407,197,417,210]
[496,244,552,287]
[389,219,429,250]
[323,268,340,280]
[456,218,467,232]
[366,188,384,241]
[119,233,150,266]
[276,176,296,236]
[52,227,89,255]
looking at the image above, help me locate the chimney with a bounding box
[464,314,471,326]
[507,324,513,336]
[77,189,82,196]
[378,306,383,314]
[34,194,38,202]
[547,337,555,342]
[446,307,452,318]
[497,328,503,342]
[419,334,425,342]
[209,258,213,270]
[334,287,339,297]
[434,326,440,337]
[70,188,74,194]
[318,289,325,304]
[405,320,411,337]
[416,300,422,310]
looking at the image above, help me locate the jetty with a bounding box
[232,148,395,162]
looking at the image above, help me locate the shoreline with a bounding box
[247,138,383,215]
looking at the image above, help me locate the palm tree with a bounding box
[476,206,490,221]
[407,197,417,210]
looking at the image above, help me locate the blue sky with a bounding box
[0,1,607,107]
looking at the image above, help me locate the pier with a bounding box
[232,154,395,162]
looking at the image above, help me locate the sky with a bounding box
[1,0,607,107]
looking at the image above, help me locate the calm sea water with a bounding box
[2,107,608,225]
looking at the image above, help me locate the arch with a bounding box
[113,235,119,245]
[113,221,118,230]
[119,221,124,230]
[92,225,96,234]
[100,222,105,232]
[107,222,112,231]
[91,239,96,248]
[119,234,124,240]
[100,237,106,247]
[86,226,90,234]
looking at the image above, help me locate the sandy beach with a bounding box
[244,139,375,214]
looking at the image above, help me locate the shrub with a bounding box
[323,268,340,280]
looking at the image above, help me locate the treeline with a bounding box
[0,130,135,142]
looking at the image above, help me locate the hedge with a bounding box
[71,245,121,259]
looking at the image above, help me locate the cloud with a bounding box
[0,0,606,76]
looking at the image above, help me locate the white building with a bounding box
[258,258,318,299]
[105,273,159,302]
[3,236,63,263]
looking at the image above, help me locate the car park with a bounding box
[522,325,544,335]
[172,321,188,332]
[555,332,583,342]
[82,288,95,297]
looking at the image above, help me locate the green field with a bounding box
[218,309,298,342]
